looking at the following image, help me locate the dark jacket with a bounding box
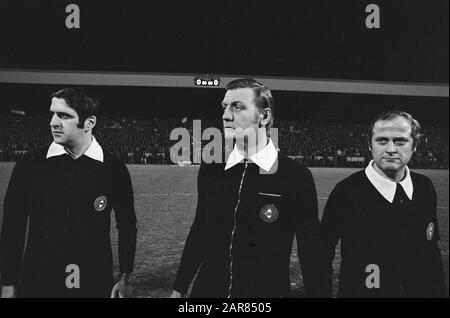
[0,146,137,297]
[174,153,328,298]
[321,170,446,298]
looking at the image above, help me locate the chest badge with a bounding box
[94,196,108,212]
[260,204,279,223]
[426,222,434,241]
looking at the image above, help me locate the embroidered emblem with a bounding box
[94,196,107,212]
[259,204,279,223]
[426,222,434,241]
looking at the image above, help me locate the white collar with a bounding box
[46,136,104,163]
[365,159,413,203]
[225,139,278,172]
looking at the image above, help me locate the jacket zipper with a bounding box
[227,160,248,298]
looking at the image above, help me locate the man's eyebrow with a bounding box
[222,101,243,107]
[393,137,409,141]
[54,111,73,117]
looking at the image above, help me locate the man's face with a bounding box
[370,116,416,176]
[49,97,85,147]
[221,88,262,142]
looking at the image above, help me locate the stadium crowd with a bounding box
[0,115,448,168]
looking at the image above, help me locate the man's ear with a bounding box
[260,108,271,127]
[84,115,97,132]
[367,139,372,152]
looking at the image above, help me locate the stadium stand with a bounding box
[0,115,448,168]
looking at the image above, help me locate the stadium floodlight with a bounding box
[194,76,220,87]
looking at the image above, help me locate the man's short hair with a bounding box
[51,87,100,129]
[368,110,422,148]
[226,78,275,129]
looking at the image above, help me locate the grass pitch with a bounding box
[0,163,448,297]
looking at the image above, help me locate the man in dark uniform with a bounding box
[170,79,327,298]
[0,87,137,298]
[321,110,446,298]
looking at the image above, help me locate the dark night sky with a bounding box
[0,0,448,82]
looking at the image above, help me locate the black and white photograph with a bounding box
[0,0,448,302]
